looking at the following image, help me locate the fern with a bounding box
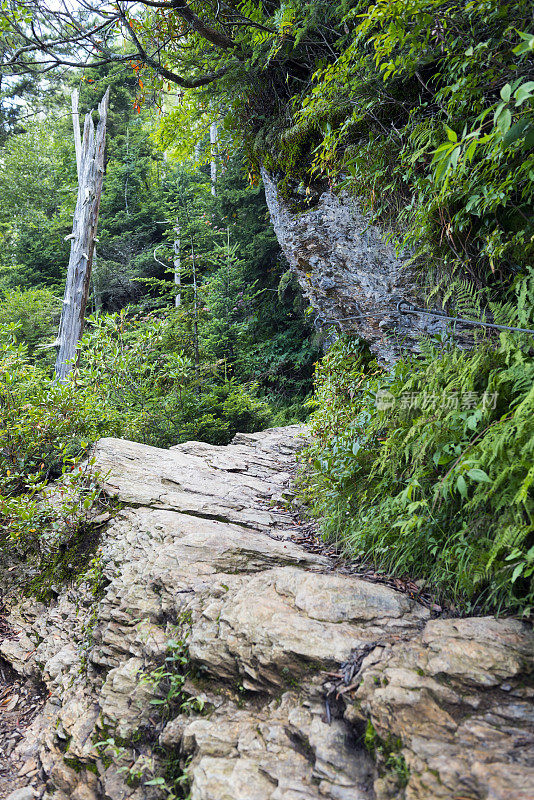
[300,331,534,615]
[443,279,481,319]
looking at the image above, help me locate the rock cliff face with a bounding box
[1,427,533,800]
[262,171,471,364]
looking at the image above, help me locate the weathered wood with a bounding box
[55,88,110,382]
[71,89,82,178]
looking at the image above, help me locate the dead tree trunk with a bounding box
[71,89,82,175]
[55,88,110,382]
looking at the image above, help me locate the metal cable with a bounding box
[397,302,534,336]
[314,307,534,336]
[314,314,367,330]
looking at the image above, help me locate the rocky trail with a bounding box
[0,425,532,800]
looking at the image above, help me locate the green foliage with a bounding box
[77,310,272,448]
[278,0,534,291]
[0,327,113,498]
[0,117,75,288]
[364,719,409,789]
[300,330,534,615]
[202,152,321,401]
[197,0,534,301]
[141,626,205,719]
[0,325,118,584]
[0,287,61,362]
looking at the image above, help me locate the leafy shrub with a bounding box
[0,287,61,363]
[77,309,272,448]
[0,325,119,574]
[300,332,534,615]
[0,326,115,496]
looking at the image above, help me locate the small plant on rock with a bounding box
[141,629,205,720]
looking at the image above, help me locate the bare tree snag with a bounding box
[55,88,110,382]
[74,89,103,316]
[71,88,82,178]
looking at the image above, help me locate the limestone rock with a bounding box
[189,567,428,689]
[1,427,532,800]
[100,658,157,740]
[181,692,374,800]
[5,789,38,800]
[349,616,534,800]
[261,169,474,363]
[91,425,307,530]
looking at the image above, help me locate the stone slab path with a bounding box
[0,426,532,800]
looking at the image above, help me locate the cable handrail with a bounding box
[313,306,534,336]
[397,301,534,336]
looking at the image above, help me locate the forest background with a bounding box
[0,0,533,617]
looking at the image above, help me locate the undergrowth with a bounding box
[0,323,121,595]
[299,332,534,616]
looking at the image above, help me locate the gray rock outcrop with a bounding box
[261,170,475,364]
[0,426,532,800]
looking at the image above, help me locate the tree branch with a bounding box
[121,0,236,49]
[0,0,233,88]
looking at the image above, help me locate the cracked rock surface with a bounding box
[0,426,532,800]
[261,170,475,364]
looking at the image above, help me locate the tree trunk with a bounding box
[174,221,181,308]
[190,234,200,385]
[210,121,218,196]
[55,88,110,382]
[71,89,82,177]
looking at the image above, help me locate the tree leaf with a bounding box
[496,108,511,134]
[503,119,530,146]
[456,475,468,498]
[466,468,491,483]
[514,81,534,106]
[500,83,511,102]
